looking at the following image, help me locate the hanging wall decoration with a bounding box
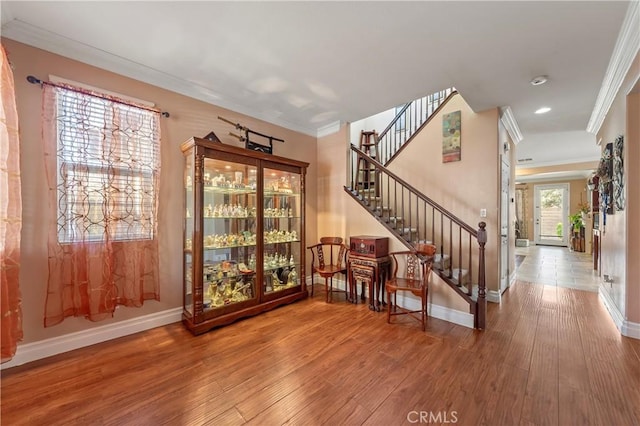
[596,142,614,215]
[613,134,624,211]
[442,110,461,163]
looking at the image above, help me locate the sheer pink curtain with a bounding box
[1,44,23,362]
[42,83,160,327]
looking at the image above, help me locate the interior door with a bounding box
[500,159,509,292]
[534,183,569,246]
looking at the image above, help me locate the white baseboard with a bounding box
[427,301,475,328]
[2,308,182,370]
[599,287,640,340]
[621,320,640,339]
[599,286,625,330]
[309,277,474,329]
[487,289,501,304]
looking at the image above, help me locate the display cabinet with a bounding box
[182,137,308,335]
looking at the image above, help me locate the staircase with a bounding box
[344,90,487,329]
[344,147,487,328]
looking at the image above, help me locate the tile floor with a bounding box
[514,243,601,292]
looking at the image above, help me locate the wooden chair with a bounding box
[386,243,437,331]
[307,237,349,303]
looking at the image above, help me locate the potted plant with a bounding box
[569,211,585,252]
[569,212,584,233]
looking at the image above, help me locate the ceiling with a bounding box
[0,1,633,178]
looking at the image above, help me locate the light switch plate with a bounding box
[480,208,487,218]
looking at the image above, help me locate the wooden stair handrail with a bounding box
[383,90,458,166]
[374,89,456,166]
[350,145,478,237]
[377,102,411,142]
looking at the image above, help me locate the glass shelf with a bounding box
[264,191,301,197]
[204,186,257,195]
[204,242,257,250]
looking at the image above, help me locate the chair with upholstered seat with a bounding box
[307,237,349,303]
[385,243,437,331]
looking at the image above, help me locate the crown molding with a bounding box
[515,171,593,184]
[516,156,600,171]
[586,1,640,134]
[500,106,523,145]
[1,19,321,137]
[316,120,342,138]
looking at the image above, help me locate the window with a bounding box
[54,86,160,243]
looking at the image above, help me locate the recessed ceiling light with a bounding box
[535,107,551,114]
[530,75,548,86]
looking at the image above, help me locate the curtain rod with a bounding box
[26,75,170,117]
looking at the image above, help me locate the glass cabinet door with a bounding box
[201,157,258,312]
[184,152,194,316]
[262,168,302,295]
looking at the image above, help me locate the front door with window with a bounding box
[533,184,569,246]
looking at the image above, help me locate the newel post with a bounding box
[476,222,487,329]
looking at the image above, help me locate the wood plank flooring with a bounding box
[2,281,640,425]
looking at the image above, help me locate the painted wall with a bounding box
[596,50,639,325]
[3,38,318,344]
[316,123,349,238]
[625,90,639,323]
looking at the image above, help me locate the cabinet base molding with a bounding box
[183,290,308,335]
[1,308,182,370]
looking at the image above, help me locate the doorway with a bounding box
[533,183,569,246]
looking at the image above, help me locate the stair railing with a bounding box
[346,145,486,328]
[376,88,456,166]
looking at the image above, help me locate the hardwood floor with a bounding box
[2,282,640,425]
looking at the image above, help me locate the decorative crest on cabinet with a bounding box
[218,116,284,154]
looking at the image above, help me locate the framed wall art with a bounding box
[442,110,461,163]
